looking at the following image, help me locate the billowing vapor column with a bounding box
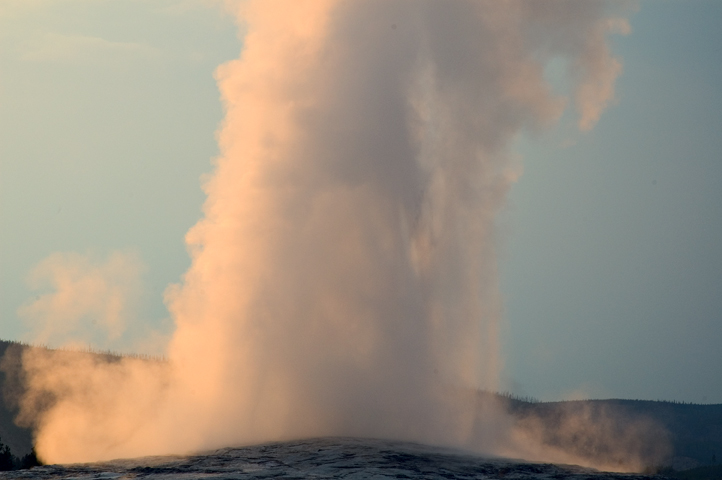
[12,0,630,465]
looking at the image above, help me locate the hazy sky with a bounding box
[1,0,720,404]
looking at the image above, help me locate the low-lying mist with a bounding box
[5,0,667,473]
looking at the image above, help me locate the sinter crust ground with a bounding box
[0,437,666,480]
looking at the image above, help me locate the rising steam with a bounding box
[9,0,641,469]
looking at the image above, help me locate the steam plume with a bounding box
[18,251,145,350]
[11,0,636,468]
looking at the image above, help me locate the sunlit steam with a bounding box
[10,0,647,470]
[18,251,146,350]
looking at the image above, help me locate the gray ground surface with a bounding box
[0,438,666,480]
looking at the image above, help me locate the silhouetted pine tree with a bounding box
[0,439,14,471]
[20,448,40,469]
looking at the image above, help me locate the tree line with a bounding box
[0,438,41,471]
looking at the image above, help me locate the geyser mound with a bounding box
[0,437,664,480]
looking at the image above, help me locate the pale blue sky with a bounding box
[501,1,722,403]
[1,1,720,403]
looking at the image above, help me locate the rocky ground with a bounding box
[0,438,667,480]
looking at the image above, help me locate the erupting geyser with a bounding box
[13,0,632,467]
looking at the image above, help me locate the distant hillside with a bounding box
[0,341,33,457]
[499,394,722,471]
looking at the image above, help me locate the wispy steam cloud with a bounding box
[13,0,638,468]
[19,251,146,349]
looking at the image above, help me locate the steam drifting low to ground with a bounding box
[7,0,661,472]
